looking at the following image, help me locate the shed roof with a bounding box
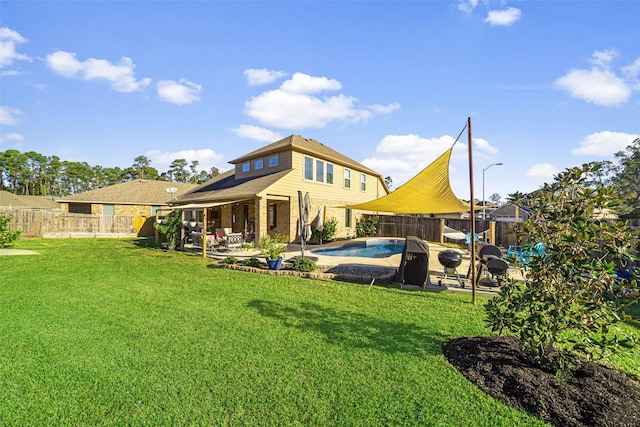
[0,191,60,209]
[60,180,197,205]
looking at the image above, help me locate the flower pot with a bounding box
[266,258,283,271]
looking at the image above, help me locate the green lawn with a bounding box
[1,239,637,426]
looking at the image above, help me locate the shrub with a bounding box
[485,163,640,374]
[221,256,237,264]
[312,217,337,242]
[242,257,261,267]
[258,234,288,260]
[356,216,378,237]
[0,214,21,248]
[293,257,316,272]
[154,209,182,249]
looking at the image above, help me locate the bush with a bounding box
[258,234,288,260]
[293,257,316,272]
[154,209,182,249]
[242,257,261,267]
[0,214,21,248]
[312,217,337,242]
[485,163,640,374]
[221,256,237,264]
[356,216,378,237]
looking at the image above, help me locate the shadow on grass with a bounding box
[248,299,448,356]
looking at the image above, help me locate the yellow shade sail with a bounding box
[346,147,469,214]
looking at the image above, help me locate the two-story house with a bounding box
[172,134,389,242]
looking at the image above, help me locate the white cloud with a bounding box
[458,0,479,13]
[485,7,522,26]
[46,50,151,93]
[527,163,560,180]
[553,50,638,106]
[0,106,22,125]
[0,132,24,145]
[232,125,283,142]
[571,131,640,156]
[361,133,499,189]
[156,79,202,105]
[145,148,224,172]
[0,27,31,68]
[244,72,399,129]
[244,68,288,86]
[368,103,401,114]
[279,72,342,94]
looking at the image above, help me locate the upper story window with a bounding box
[344,168,351,188]
[304,156,314,180]
[254,158,263,170]
[326,163,334,184]
[242,162,250,172]
[360,173,366,191]
[268,155,278,167]
[315,160,324,182]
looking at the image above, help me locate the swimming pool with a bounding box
[311,239,405,258]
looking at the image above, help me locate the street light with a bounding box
[482,162,503,220]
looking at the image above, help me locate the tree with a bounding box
[486,163,639,374]
[611,137,640,218]
[132,155,151,180]
[384,176,393,189]
[489,193,501,205]
[168,159,189,183]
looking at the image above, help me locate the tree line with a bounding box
[0,150,220,197]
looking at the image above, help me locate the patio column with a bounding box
[255,196,266,239]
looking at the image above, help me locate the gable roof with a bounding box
[0,191,60,209]
[230,134,381,177]
[60,180,197,205]
[173,169,293,204]
[490,203,531,218]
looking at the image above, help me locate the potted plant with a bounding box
[154,209,182,250]
[258,233,288,270]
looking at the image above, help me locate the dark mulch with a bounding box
[443,336,640,427]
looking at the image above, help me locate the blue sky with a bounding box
[1,0,639,201]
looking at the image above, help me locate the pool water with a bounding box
[311,239,404,258]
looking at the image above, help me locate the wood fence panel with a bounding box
[0,208,136,238]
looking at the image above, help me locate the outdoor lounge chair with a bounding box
[217,228,244,250]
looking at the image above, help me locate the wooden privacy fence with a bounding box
[370,214,640,249]
[0,208,139,238]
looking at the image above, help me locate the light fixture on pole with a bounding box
[482,162,503,220]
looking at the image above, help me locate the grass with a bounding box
[1,239,637,426]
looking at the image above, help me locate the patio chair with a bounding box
[217,228,244,250]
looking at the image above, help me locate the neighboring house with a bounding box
[489,203,531,222]
[59,180,197,217]
[0,190,60,210]
[172,134,390,242]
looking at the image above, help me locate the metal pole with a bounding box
[467,117,477,305]
[482,162,503,220]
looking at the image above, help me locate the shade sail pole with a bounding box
[467,116,477,305]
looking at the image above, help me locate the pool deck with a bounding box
[201,237,523,296]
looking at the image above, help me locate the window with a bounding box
[360,174,366,191]
[102,204,115,216]
[242,162,250,172]
[268,155,278,167]
[326,163,334,184]
[268,203,277,230]
[254,159,263,170]
[151,206,161,216]
[304,156,313,180]
[344,169,351,188]
[345,208,352,228]
[315,160,324,182]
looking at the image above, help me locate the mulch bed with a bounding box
[443,336,640,426]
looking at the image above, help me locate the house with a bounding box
[172,134,390,242]
[58,180,197,236]
[489,203,531,222]
[0,190,60,210]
